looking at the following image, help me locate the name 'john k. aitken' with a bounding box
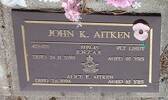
[48,29,131,39]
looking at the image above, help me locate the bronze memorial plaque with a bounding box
[12,10,161,92]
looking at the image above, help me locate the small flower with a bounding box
[65,9,81,22]
[62,0,81,21]
[105,0,135,8]
[1,0,27,7]
[132,1,141,9]
[133,23,150,41]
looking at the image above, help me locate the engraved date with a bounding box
[50,55,76,60]
[34,78,71,84]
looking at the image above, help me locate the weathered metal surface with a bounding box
[12,10,161,92]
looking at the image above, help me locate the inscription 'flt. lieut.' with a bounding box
[48,29,131,39]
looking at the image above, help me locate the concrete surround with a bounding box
[0,0,168,100]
